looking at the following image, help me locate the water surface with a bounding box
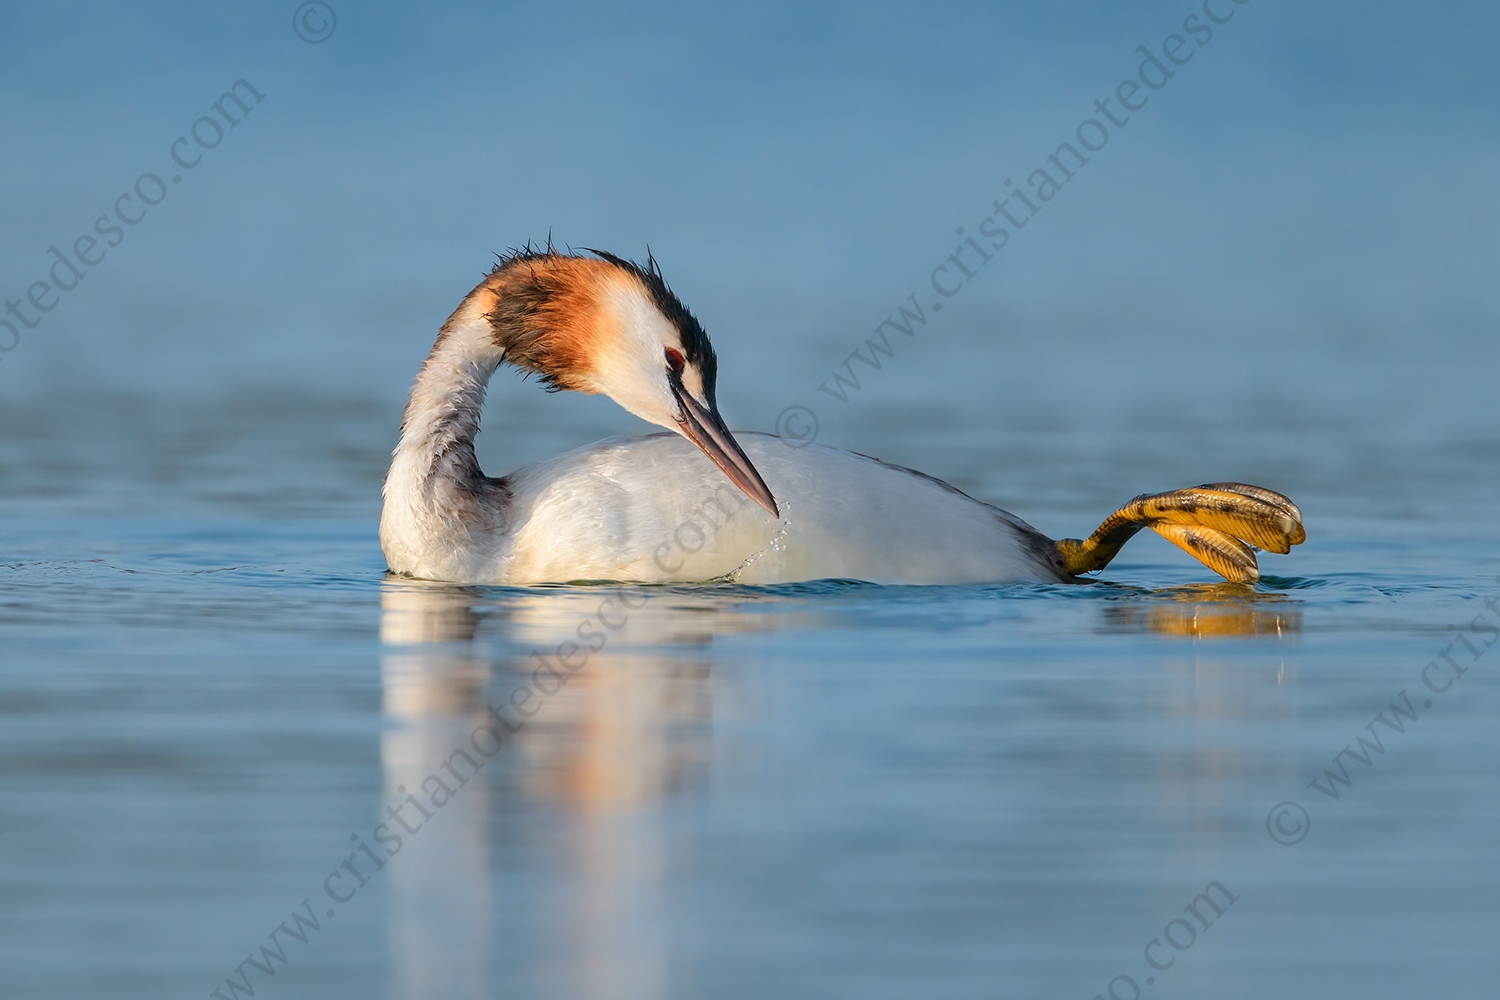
[2,387,1496,1000]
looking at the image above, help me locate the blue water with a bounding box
[5,3,1500,998]
[2,385,1497,999]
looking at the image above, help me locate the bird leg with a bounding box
[1055,482,1306,583]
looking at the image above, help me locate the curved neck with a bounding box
[387,306,506,504]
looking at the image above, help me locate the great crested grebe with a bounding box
[380,248,1305,586]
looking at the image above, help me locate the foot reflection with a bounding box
[1099,583,1304,637]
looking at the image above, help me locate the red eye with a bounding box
[664,348,685,372]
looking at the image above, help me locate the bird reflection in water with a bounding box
[378,578,747,1000]
[377,575,1292,999]
[380,581,493,1000]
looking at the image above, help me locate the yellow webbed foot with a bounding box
[1056,482,1306,583]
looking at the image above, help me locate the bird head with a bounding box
[472,247,779,518]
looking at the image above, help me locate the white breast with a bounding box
[495,433,1062,586]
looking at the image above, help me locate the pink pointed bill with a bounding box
[672,386,780,519]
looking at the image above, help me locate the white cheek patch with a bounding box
[595,276,685,427]
[601,278,678,360]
